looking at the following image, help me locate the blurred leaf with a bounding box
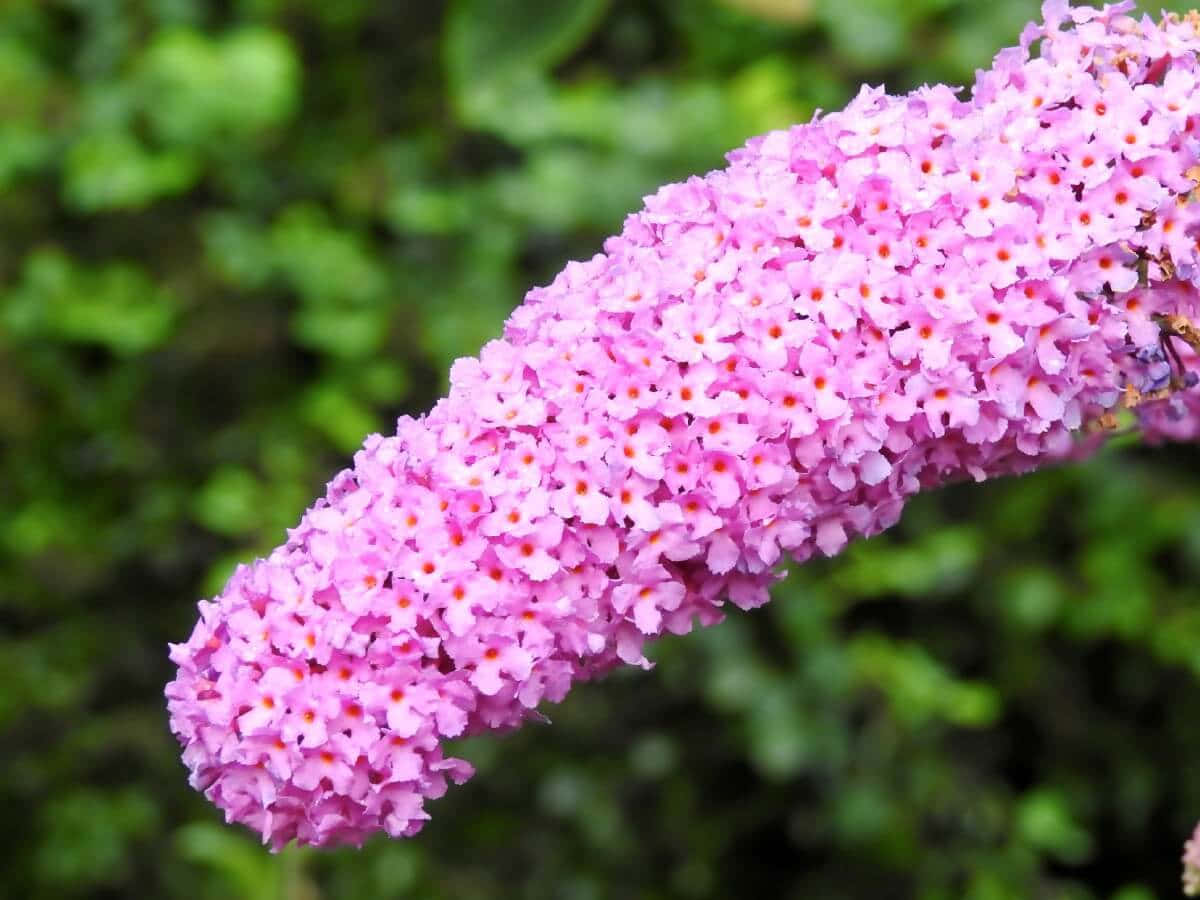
[36,789,158,889]
[191,466,265,537]
[727,56,813,135]
[0,39,54,183]
[0,38,49,120]
[444,0,610,94]
[270,204,386,306]
[0,625,102,727]
[747,685,811,777]
[484,146,655,230]
[995,566,1065,632]
[1016,788,1094,865]
[463,72,750,164]
[386,183,474,234]
[445,1,630,143]
[299,382,380,453]
[1111,886,1156,900]
[200,211,274,289]
[816,0,910,70]
[2,248,178,353]
[833,781,894,842]
[849,633,1001,728]
[835,526,982,598]
[718,0,815,24]
[138,27,300,148]
[175,822,282,900]
[354,359,412,406]
[63,131,199,211]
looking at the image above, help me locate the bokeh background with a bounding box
[6,0,1200,897]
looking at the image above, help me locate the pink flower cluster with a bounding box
[169,1,1200,850]
[1185,822,1200,894]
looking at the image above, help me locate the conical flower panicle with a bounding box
[168,1,1200,851]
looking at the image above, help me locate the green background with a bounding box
[5,0,1200,897]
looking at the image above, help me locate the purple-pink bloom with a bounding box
[1186,820,1200,895]
[169,1,1200,850]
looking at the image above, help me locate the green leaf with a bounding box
[270,204,386,306]
[36,789,158,889]
[291,306,390,359]
[1015,788,1094,864]
[746,685,811,778]
[833,781,893,842]
[299,382,380,454]
[445,0,610,88]
[483,146,656,231]
[2,249,178,354]
[138,27,300,148]
[0,124,52,185]
[815,0,911,71]
[0,40,54,183]
[200,212,274,289]
[849,634,1001,728]
[1111,886,1157,900]
[996,566,1065,632]
[444,0,610,133]
[175,822,282,900]
[835,526,982,598]
[63,131,199,212]
[355,359,412,406]
[191,466,265,538]
[716,0,816,24]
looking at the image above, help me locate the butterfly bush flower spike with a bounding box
[168,0,1200,858]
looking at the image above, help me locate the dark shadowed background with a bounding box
[5,0,1200,897]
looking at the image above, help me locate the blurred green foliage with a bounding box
[4,0,1200,897]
